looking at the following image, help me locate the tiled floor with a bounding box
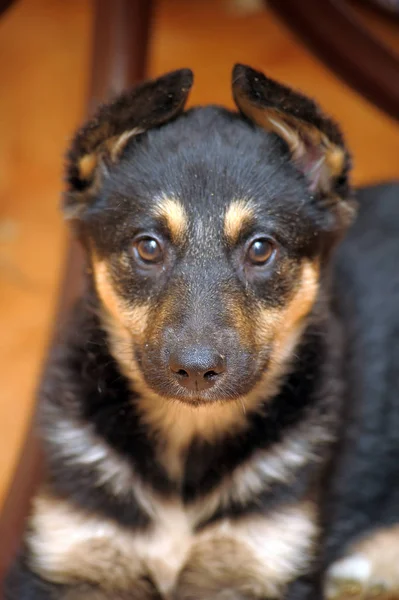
[0,0,398,506]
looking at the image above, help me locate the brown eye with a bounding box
[134,237,163,264]
[246,238,275,265]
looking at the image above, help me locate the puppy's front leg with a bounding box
[175,503,318,600]
[5,551,161,600]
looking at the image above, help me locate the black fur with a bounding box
[323,182,399,566]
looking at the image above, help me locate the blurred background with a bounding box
[0,0,398,508]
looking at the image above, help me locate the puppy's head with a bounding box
[64,65,354,408]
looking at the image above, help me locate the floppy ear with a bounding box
[232,64,353,224]
[64,69,193,218]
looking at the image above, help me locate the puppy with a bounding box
[6,65,355,600]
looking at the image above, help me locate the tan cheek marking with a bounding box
[272,260,319,358]
[278,260,319,324]
[256,260,319,355]
[93,259,123,323]
[153,195,188,244]
[254,305,282,349]
[228,299,256,348]
[177,502,318,599]
[224,199,254,245]
[238,261,319,411]
[93,259,148,338]
[92,259,149,380]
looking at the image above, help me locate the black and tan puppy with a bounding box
[6,65,357,600]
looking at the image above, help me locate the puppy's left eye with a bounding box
[133,236,164,264]
[246,238,275,265]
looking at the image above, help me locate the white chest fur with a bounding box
[28,494,317,599]
[29,495,194,597]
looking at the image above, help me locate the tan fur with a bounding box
[353,525,399,584]
[255,260,319,356]
[107,127,144,162]
[76,128,145,193]
[177,502,318,599]
[271,260,319,357]
[77,153,97,182]
[28,492,317,599]
[93,258,148,342]
[225,261,318,418]
[232,260,318,357]
[153,195,188,244]
[237,261,319,411]
[224,199,255,244]
[325,144,345,178]
[227,294,253,338]
[92,259,155,426]
[325,525,399,599]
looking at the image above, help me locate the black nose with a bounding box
[169,347,227,392]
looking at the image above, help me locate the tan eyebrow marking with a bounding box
[153,195,188,244]
[224,199,255,244]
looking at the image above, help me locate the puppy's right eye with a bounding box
[246,237,275,266]
[133,236,164,264]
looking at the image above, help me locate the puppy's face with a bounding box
[65,66,354,407]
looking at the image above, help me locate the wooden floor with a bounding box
[0,0,398,506]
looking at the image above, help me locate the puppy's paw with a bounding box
[325,525,399,599]
[174,536,272,600]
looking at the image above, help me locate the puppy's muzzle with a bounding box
[169,346,227,392]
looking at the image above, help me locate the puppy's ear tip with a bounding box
[232,63,250,83]
[232,63,265,83]
[169,68,194,90]
[232,63,246,73]
[232,64,270,102]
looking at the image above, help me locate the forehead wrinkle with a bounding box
[152,194,188,244]
[224,199,255,245]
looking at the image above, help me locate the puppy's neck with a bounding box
[137,395,250,480]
